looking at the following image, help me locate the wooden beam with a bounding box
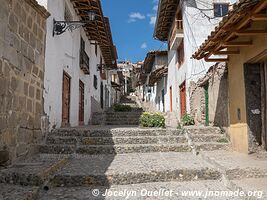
[195,0,267,59]
[224,41,253,47]
[252,14,267,21]
[235,30,267,36]
[214,50,240,55]
[204,58,229,62]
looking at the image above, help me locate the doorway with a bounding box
[244,62,267,150]
[162,89,165,112]
[180,82,186,116]
[204,84,209,126]
[79,80,84,125]
[62,72,71,127]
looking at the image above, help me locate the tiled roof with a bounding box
[154,0,180,41]
[70,0,117,67]
[193,0,266,60]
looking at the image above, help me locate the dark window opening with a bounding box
[80,38,90,74]
[214,3,229,17]
[94,75,98,89]
[95,44,98,56]
[177,39,184,66]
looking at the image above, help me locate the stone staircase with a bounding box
[91,96,143,126]
[0,126,234,200]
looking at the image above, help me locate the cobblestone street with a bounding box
[1,0,267,199]
[1,126,267,200]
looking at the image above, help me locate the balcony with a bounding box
[80,50,90,74]
[169,20,184,50]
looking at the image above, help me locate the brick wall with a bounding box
[0,0,49,164]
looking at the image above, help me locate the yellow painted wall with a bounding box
[228,33,267,153]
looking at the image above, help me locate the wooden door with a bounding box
[170,86,173,112]
[261,61,267,150]
[162,89,165,112]
[62,72,71,126]
[204,84,209,126]
[180,82,186,116]
[79,80,84,125]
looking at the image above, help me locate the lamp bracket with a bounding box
[53,19,88,36]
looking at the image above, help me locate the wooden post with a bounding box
[264,61,267,150]
[261,63,265,149]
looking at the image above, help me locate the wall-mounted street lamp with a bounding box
[97,60,116,71]
[53,10,96,36]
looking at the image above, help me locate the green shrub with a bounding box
[140,112,165,128]
[181,113,195,126]
[113,104,132,112]
[216,138,228,143]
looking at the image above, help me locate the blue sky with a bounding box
[101,0,166,63]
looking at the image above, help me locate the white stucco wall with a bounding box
[44,0,111,129]
[166,0,229,120]
[36,0,47,8]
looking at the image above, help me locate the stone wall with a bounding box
[190,63,229,128]
[0,0,49,164]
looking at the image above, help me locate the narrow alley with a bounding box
[1,0,267,200]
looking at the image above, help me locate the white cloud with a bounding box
[128,12,145,23]
[141,43,147,49]
[149,16,157,25]
[153,5,158,11]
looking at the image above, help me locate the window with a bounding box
[94,75,98,89]
[64,4,73,21]
[80,38,90,74]
[214,3,229,17]
[177,39,184,66]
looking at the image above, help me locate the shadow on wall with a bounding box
[213,66,229,128]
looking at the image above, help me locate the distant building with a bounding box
[138,51,168,112]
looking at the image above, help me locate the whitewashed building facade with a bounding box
[38,0,118,129]
[154,0,231,120]
[139,51,168,112]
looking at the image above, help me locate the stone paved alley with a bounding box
[2,0,267,199]
[1,124,267,199]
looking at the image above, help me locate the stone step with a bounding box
[104,121,140,124]
[0,184,38,200]
[51,128,184,137]
[47,135,187,145]
[195,142,230,151]
[190,134,228,143]
[48,152,221,187]
[185,126,222,135]
[39,143,192,154]
[105,116,141,119]
[38,180,238,200]
[0,155,68,186]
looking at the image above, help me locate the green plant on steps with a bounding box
[113,104,132,112]
[176,122,182,130]
[216,138,228,143]
[140,112,165,128]
[181,113,195,126]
